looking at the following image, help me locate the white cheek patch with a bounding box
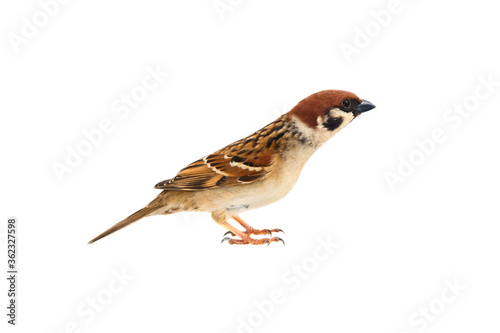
[314,109,355,143]
[328,108,355,123]
[291,109,355,147]
[323,109,355,129]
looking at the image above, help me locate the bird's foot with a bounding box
[221,235,285,245]
[223,227,284,238]
[220,215,285,245]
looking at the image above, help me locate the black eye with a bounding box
[342,99,351,108]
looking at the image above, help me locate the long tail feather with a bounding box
[88,206,158,244]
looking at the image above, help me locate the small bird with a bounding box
[89,90,375,245]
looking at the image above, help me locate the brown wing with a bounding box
[154,115,288,191]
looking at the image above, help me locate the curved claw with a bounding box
[276,229,285,234]
[223,231,236,237]
[221,237,232,244]
[266,237,286,246]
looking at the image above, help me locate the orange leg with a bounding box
[232,216,284,237]
[220,215,285,245]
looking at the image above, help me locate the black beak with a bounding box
[357,99,376,113]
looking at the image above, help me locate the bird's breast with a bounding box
[213,142,316,214]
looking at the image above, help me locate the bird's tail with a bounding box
[88,206,158,244]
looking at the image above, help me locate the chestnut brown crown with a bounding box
[287,90,364,128]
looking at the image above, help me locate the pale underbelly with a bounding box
[216,171,301,214]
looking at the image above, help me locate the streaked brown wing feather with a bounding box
[154,115,288,191]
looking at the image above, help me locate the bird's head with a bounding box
[286,89,375,145]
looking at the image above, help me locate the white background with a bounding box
[1,0,499,332]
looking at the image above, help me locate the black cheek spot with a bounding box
[322,117,344,131]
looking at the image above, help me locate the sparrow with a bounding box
[89,90,375,245]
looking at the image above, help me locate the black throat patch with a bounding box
[322,116,344,131]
